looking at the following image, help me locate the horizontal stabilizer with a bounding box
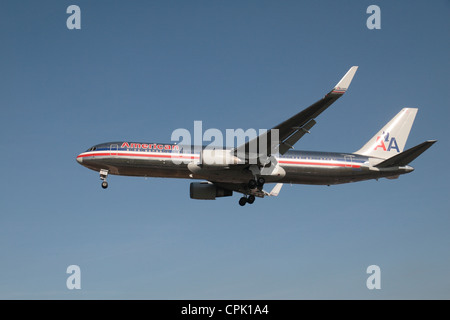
[375,140,436,168]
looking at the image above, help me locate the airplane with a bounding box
[76,66,436,206]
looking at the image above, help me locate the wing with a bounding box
[234,66,358,160]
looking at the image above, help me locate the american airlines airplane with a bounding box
[76,67,436,206]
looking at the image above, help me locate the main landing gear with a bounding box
[100,169,109,189]
[239,195,256,206]
[247,177,265,190]
[239,177,265,206]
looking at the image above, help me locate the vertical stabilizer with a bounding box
[355,108,418,159]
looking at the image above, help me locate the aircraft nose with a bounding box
[76,155,83,164]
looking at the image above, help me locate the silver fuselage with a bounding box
[76,142,414,185]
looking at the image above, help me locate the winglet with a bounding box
[331,66,358,94]
[264,183,283,197]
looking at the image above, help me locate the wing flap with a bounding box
[278,119,316,154]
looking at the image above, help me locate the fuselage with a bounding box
[76,141,414,185]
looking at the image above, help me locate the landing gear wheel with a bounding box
[248,179,257,189]
[257,177,265,188]
[101,181,108,189]
[239,197,247,206]
[247,195,255,204]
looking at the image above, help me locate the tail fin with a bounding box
[355,108,418,159]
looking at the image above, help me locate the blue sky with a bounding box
[0,0,449,299]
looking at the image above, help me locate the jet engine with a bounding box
[190,182,233,200]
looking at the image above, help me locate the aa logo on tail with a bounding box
[374,132,399,152]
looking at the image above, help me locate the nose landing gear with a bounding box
[100,169,109,189]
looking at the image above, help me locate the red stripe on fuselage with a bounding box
[77,152,361,168]
[278,160,361,168]
[77,152,198,160]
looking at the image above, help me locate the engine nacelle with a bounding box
[201,148,245,167]
[190,182,233,200]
